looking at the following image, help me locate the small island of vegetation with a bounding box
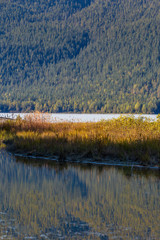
[0,114,160,168]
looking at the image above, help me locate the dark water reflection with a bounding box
[0,150,160,240]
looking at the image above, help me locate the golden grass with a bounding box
[0,114,160,166]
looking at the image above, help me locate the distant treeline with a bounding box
[0,0,160,113]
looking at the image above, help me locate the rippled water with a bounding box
[0,150,160,239]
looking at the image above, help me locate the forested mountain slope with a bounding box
[0,0,160,113]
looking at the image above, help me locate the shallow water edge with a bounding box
[13,152,160,170]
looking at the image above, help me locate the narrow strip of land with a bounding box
[0,115,160,168]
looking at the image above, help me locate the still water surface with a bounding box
[0,150,160,239]
[0,113,158,122]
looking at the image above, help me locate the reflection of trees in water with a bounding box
[118,166,160,180]
[15,155,160,179]
[0,150,160,239]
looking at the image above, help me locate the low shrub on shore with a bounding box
[0,115,160,166]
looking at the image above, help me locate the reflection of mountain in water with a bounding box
[0,150,160,239]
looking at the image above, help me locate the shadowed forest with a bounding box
[0,0,160,113]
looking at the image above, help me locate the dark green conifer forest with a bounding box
[0,0,160,113]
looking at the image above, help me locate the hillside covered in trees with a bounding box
[0,0,160,113]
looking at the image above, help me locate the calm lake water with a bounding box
[0,150,160,239]
[0,113,158,122]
